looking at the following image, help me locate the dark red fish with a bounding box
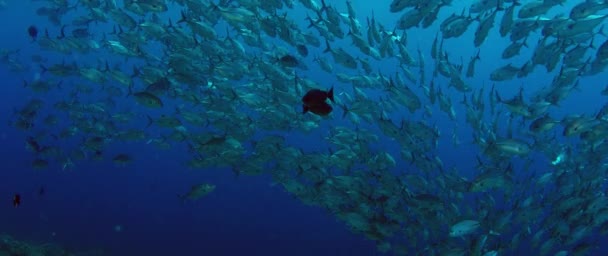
[302,87,334,116]
[27,26,38,41]
[302,87,334,106]
[13,194,20,207]
[304,102,333,116]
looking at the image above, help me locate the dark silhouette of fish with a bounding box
[27,25,38,41]
[13,194,20,207]
[296,44,309,57]
[279,54,299,67]
[302,87,334,116]
[302,87,334,105]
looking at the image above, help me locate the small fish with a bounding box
[113,154,132,165]
[13,194,21,207]
[449,220,480,237]
[71,28,90,38]
[38,186,45,196]
[26,136,42,152]
[279,54,299,67]
[179,183,216,201]
[296,44,309,57]
[132,91,164,108]
[27,25,38,41]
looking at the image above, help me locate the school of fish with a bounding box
[3,0,608,255]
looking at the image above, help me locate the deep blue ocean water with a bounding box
[1,0,608,255]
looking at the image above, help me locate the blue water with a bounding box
[1,0,608,255]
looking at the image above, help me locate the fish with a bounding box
[179,183,216,201]
[25,136,42,152]
[529,114,559,133]
[113,154,132,165]
[71,27,90,38]
[302,87,335,116]
[7,0,608,254]
[449,220,481,237]
[27,25,38,41]
[279,54,299,67]
[302,87,334,106]
[296,44,309,57]
[132,91,164,108]
[13,194,20,207]
[305,102,333,116]
[145,77,171,95]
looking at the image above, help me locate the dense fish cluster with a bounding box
[3,0,608,255]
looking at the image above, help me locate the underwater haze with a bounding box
[1,0,608,255]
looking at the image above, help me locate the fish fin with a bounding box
[320,0,328,13]
[177,10,188,23]
[131,65,140,78]
[327,86,334,103]
[126,84,133,98]
[496,0,504,11]
[146,115,154,128]
[494,90,502,103]
[340,104,349,118]
[589,34,597,49]
[305,14,316,28]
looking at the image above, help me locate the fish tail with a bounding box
[126,84,133,98]
[305,14,316,28]
[131,66,140,78]
[340,104,349,118]
[327,86,334,102]
[177,10,188,23]
[589,28,601,49]
[146,115,154,128]
[494,90,502,103]
[39,64,47,75]
[496,0,504,11]
[323,39,332,53]
[57,25,66,39]
[320,0,328,13]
